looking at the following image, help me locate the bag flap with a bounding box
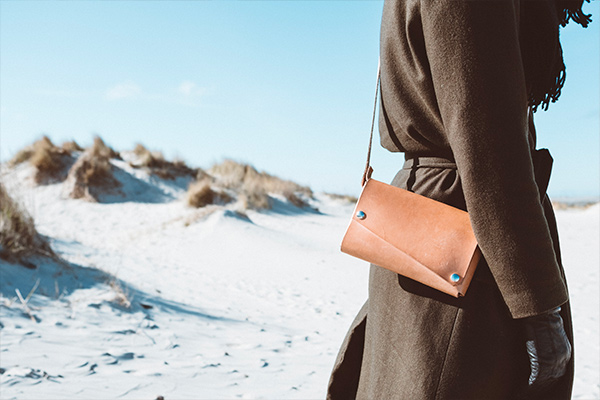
[343,179,480,288]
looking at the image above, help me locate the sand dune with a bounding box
[1,159,598,399]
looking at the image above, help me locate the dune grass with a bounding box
[130,143,197,180]
[0,182,53,262]
[206,159,313,210]
[82,137,116,186]
[90,136,121,160]
[187,178,233,208]
[8,136,317,210]
[61,140,84,153]
[9,136,74,184]
[63,136,122,201]
[324,192,358,204]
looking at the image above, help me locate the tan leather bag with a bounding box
[340,65,481,298]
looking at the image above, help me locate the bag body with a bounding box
[341,178,481,297]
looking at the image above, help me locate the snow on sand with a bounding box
[1,161,598,399]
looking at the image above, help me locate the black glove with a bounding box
[522,306,572,392]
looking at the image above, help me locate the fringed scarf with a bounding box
[521,0,592,112]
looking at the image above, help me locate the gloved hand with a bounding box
[522,306,572,392]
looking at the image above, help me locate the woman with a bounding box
[327,1,591,399]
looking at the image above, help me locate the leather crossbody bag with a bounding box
[340,65,482,297]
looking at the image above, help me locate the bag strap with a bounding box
[361,61,381,186]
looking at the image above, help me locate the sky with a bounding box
[1,0,598,199]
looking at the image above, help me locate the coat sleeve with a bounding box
[419,0,568,318]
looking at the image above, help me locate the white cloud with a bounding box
[178,81,195,96]
[105,82,142,100]
[177,81,204,97]
[103,80,206,106]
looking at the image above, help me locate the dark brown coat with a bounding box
[327,0,574,398]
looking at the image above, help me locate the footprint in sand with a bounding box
[101,352,140,365]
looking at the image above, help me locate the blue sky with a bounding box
[1,0,598,198]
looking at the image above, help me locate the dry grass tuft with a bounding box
[133,143,150,157]
[91,136,121,160]
[239,178,271,210]
[195,168,213,182]
[207,159,312,210]
[61,140,84,153]
[30,136,63,177]
[187,178,232,208]
[108,278,131,309]
[0,182,53,262]
[130,143,196,180]
[10,136,74,184]
[85,138,116,187]
[282,188,308,208]
[551,200,599,210]
[208,159,250,189]
[187,179,215,208]
[325,192,358,203]
[9,147,34,166]
[63,137,122,201]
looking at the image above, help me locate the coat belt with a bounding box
[402,148,553,198]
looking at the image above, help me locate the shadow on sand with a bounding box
[0,255,239,324]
